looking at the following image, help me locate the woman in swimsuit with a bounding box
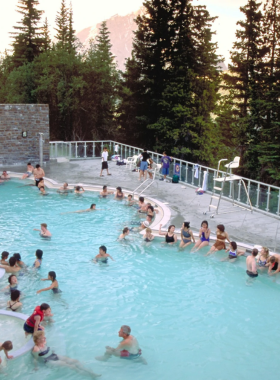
[191,220,211,252]
[33,249,43,268]
[159,224,177,244]
[32,331,100,378]
[37,271,61,294]
[257,247,270,268]
[179,222,195,249]
[7,289,22,311]
[115,187,124,200]
[206,224,230,256]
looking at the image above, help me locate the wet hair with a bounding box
[33,331,45,344]
[11,289,20,301]
[36,164,40,168]
[217,224,225,232]
[8,274,16,284]
[139,196,144,203]
[230,241,237,250]
[201,220,208,227]
[147,205,154,212]
[116,186,122,192]
[270,256,276,263]
[9,257,16,266]
[99,245,107,253]
[123,227,129,234]
[146,228,152,233]
[36,249,43,260]
[75,186,81,191]
[168,225,175,232]
[13,253,21,261]
[40,303,50,311]
[90,204,96,209]
[184,222,190,229]
[41,223,47,228]
[1,251,9,260]
[48,271,56,281]
[121,325,131,335]
[1,341,13,351]
[252,248,258,257]
[103,185,107,190]
[27,162,31,165]
[147,215,153,221]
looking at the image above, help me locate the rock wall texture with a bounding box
[0,104,50,165]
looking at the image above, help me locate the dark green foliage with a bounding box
[55,0,69,49]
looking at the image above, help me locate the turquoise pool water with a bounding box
[0,180,280,380]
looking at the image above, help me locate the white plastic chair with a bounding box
[225,156,240,169]
[126,155,138,169]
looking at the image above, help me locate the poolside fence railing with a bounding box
[49,140,280,218]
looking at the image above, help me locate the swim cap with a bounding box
[121,325,131,335]
[143,221,149,227]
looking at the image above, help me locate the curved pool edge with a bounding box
[0,310,34,358]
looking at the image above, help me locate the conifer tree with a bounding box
[42,18,51,51]
[11,0,45,67]
[67,2,76,51]
[55,0,69,48]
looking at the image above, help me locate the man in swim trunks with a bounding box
[100,185,114,197]
[95,325,146,364]
[246,248,258,278]
[33,164,45,187]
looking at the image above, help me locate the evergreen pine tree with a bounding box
[67,2,76,52]
[42,18,51,51]
[55,0,69,48]
[11,0,44,67]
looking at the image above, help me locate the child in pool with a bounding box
[0,341,13,363]
[0,251,9,266]
[7,290,22,312]
[37,271,61,294]
[93,246,114,264]
[143,228,154,242]
[119,227,130,240]
[3,274,18,293]
[222,241,244,261]
[33,249,43,268]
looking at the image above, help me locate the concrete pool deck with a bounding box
[4,158,280,252]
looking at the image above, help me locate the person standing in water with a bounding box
[95,325,146,364]
[37,271,61,294]
[34,223,52,238]
[93,246,114,264]
[246,248,258,278]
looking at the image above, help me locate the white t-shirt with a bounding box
[115,144,119,153]
[102,151,108,162]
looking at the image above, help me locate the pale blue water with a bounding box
[0,180,280,380]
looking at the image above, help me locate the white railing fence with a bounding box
[50,140,280,218]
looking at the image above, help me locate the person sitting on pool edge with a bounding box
[34,223,52,238]
[0,257,21,273]
[93,245,114,264]
[246,248,258,278]
[7,290,22,312]
[33,249,43,268]
[0,341,13,363]
[95,325,146,364]
[37,271,61,294]
[21,162,34,179]
[0,251,9,266]
[32,331,101,378]
[23,303,53,336]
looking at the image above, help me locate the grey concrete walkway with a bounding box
[7,158,280,252]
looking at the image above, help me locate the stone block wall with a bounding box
[0,104,50,165]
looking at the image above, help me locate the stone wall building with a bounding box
[0,104,49,165]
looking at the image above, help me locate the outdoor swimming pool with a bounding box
[0,180,280,380]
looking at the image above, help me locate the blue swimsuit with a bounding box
[201,231,209,242]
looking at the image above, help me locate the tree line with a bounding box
[1,0,280,184]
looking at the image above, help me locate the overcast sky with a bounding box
[0,0,250,64]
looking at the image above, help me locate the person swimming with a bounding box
[37,271,61,294]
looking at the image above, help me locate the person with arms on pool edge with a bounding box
[246,248,258,278]
[95,325,146,364]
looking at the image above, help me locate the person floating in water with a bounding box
[95,325,146,364]
[37,271,61,294]
[246,248,258,278]
[61,204,99,214]
[143,228,154,242]
[33,249,43,268]
[93,246,114,264]
[32,331,101,378]
[119,227,130,240]
[23,303,53,336]
[34,223,52,238]
[0,341,13,363]
[7,290,22,312]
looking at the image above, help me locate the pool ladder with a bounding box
[132,166,160,196]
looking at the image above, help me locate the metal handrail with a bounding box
[49,140,280,218]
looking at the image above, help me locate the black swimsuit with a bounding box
[165,234,175,243]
